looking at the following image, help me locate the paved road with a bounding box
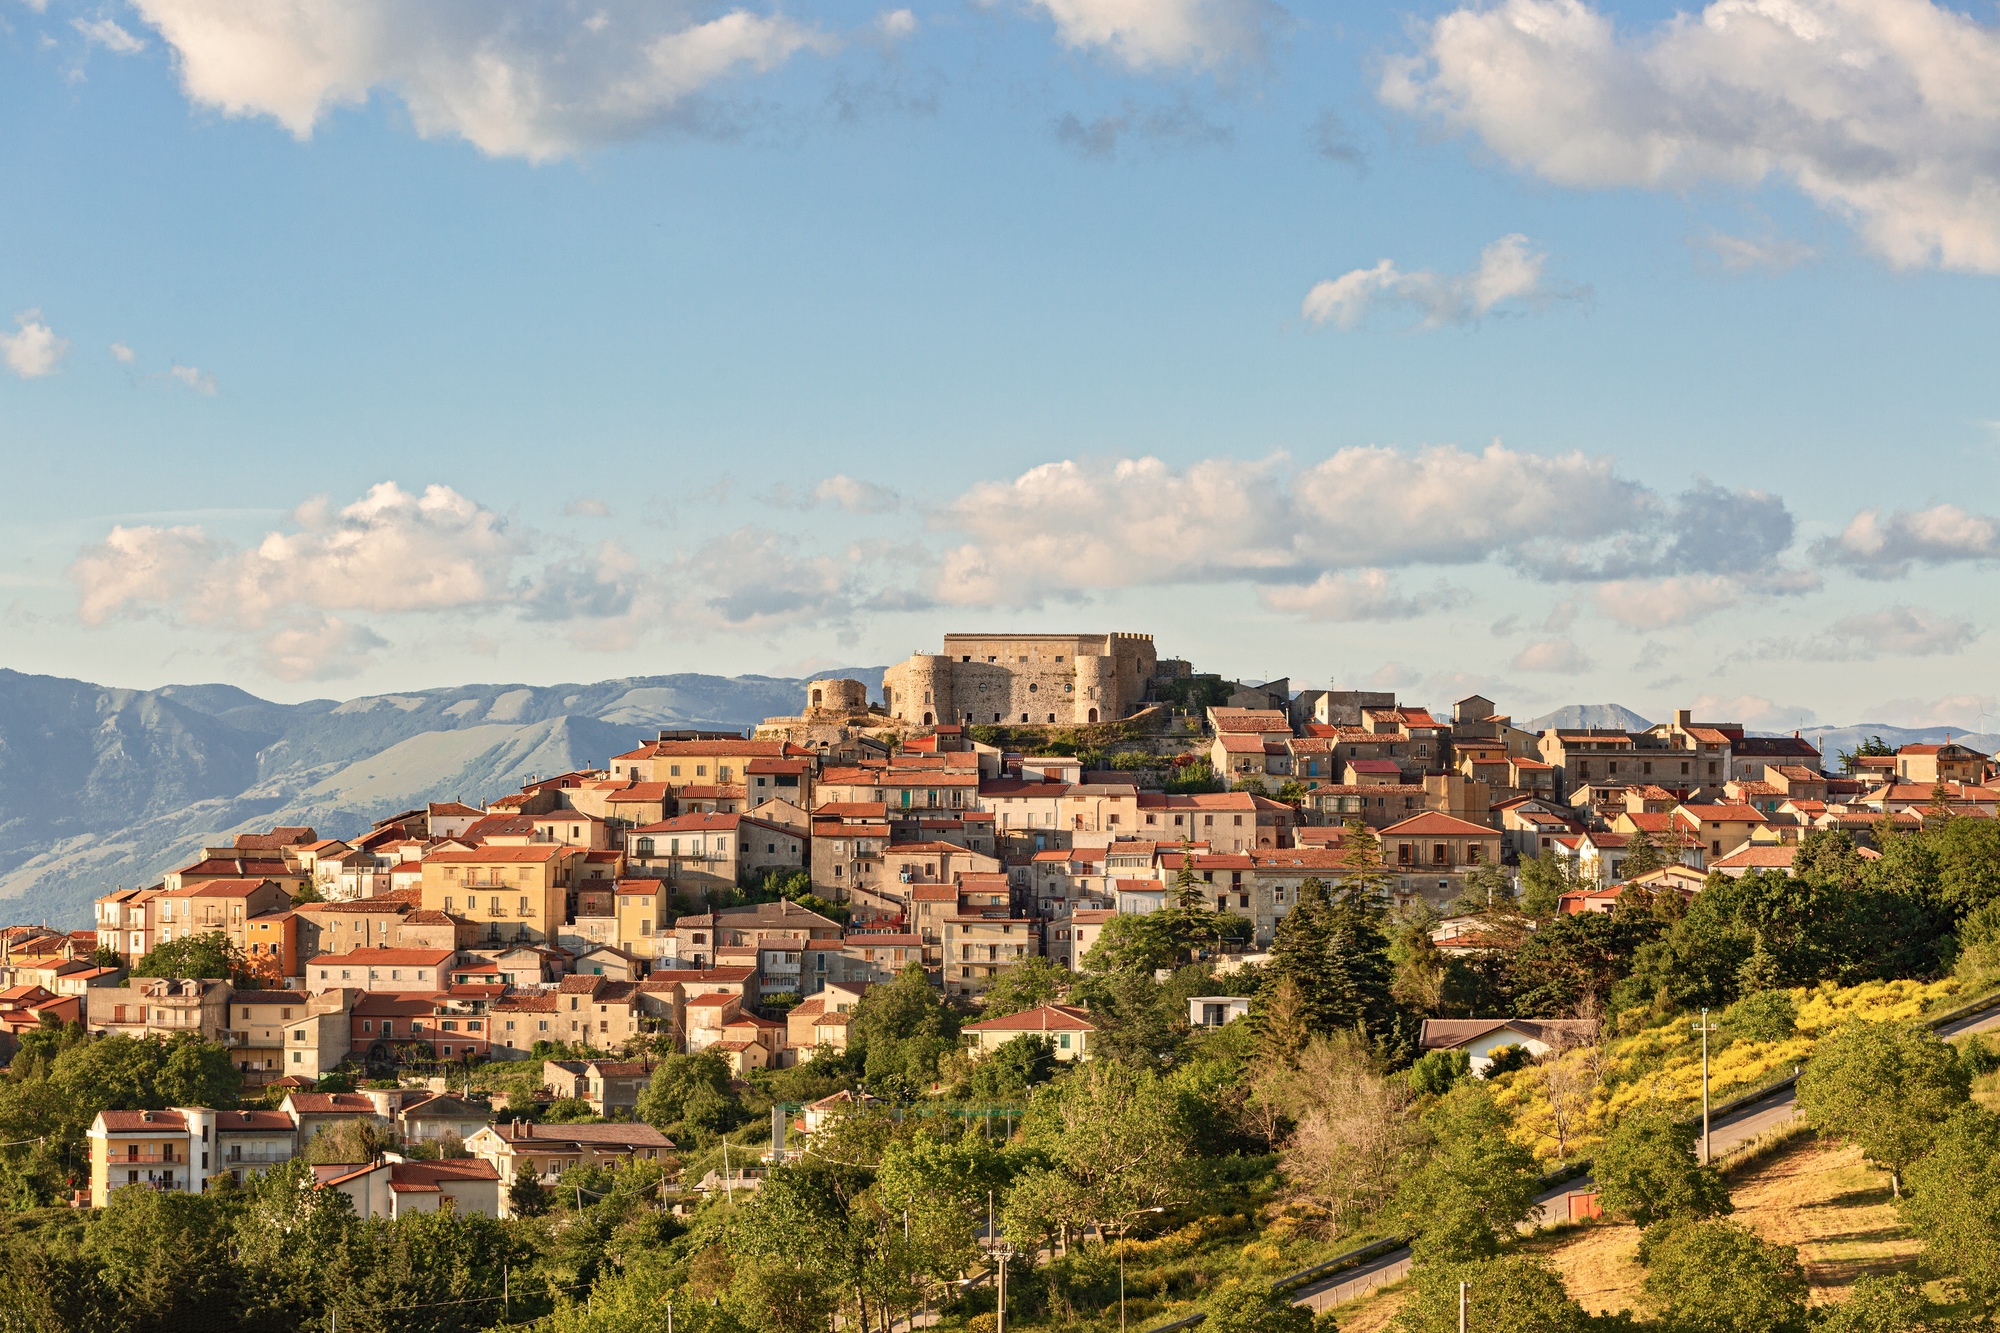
[1290,998,2000,1314]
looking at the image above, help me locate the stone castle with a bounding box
[881,632,1179,728]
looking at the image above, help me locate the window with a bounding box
[670,765,681,777]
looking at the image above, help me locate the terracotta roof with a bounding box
[1711,846,1799,869]
[490,1121,675,1149]
[1418,1017,1598,1051]
[96,1110,189,1132]
[285,1093,381,1113]
[964,1003,1097,1034]
[422,846,569,864]
[1378,812,1499,837]
[311,948,455,967]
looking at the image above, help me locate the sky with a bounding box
[3,0,1999,733]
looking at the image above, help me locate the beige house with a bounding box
[469,1121,675,1216]
[419,846,581,946]
[314,1156,501,1219]
[942,914,1039,999]
[962,1003,1096,1060]
[625,814,806,886]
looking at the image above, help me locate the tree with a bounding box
[1392,1084,1541,1263]
[1815,1274,1970,1333]
[1593,1112,1732,1227]
[1837,735,1894,774]
[1796,1021,1970,1194]
[967,1033,1059,1099]
[91,944,124,970]
[131,931,242,981]
[978,954,1067,1020]
[1901,1106,2000,1313]
[301,1116,394,1163]
[1261,1031,1419,1239]
[1406,1049,1469,1098]
[637,1051,737,1131]
[848,963,960,1099]
[1393,1256,1588,1333]
[1203,1280,1329,1333]
[83,1186,242,1329]
[1639,1220,1809,1333]
[157,1030,243,1109]
[1254,975,1312,1069]
[1267,877,1397,1043]
[1620,830,1665,882]
[291,881,326,904]
[873,1130,1009,1292]
[1006,1059,1199,1245]
[1452,862,1512,914]
[1507,910,1652,1016]
[1339,819,1390,903]
[1518,852,1587,916]
[508,1170,551,1218]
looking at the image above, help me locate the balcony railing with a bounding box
[224,1149,294,1164]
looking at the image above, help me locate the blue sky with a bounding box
[3,0,1998,732]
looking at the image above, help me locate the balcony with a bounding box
[223,1149,294,1165]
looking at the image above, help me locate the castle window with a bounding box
[1028,683,1037,693]
[1055,656,1064,662]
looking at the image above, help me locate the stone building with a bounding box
[881,633,1166,728]
[753,677,890,747]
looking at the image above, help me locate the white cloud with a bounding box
[1692,229,1815,273]
[562,497,613,518]
[1302,234,1574,330]
[109,342,136,363]
[2,310,71,378]
[930,449,1801,606]
[1382,0,2000,272]
[169,363,218,394]
[876,8,917,38]
[1025,0,1285,70]
[71,481,525,627]
[811,474,902,514]
[1511,637,1593,673]
[1594,574,1753,628]
[259,616,387,681]
[129,0,837,161]
[1745,604,1980,661]
[1819,605,1978,658]
[1815,503,2000,578]
[1259,570,1464,622]
[73,17,146,52]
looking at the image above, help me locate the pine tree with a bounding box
[1736,930,1781,994]
[1340,817,1391,904]
[1620,829,1664,882]
[1268,877,1336,1029]
[1173,847,1208,913]
[1255,974,1311,1068]
[1926,779,1955,831]
[1320,889,1396,1035]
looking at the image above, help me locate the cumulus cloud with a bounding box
[1302,234,1576,330]
[1590,570,1822,628]
[1745,604,1980,661]
[73,17,146,52]
[519,543,644,621]
[1381,0,2000,272]
[169,363,218,394]
[1511,637,1593,673]
[1689,692,1817,730]
[71,482,525,628]
[128,0,838,161]
[1815,503,2000,578]
[929,449,1802,606]
[2,310,71,378]
[260,616,387,681]
[1025,0,1286,70]
[1258,570,1465,622]
[563,497,613,517]
[1866,693,2000,731]
[109,342,136,363]
[876,8,917,38]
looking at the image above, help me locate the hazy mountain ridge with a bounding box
[1524,704,1655,732]
[0,667,885,929]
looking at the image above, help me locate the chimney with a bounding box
[1675,709,1692,728]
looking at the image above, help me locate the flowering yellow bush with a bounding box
[1489,976,1965,1162]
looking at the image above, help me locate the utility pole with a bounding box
[1458,1280,1467,1333]
[996,1240,1007,1333]
[503,1264,509,1321]
[1692,1008,1719,1163]
[725,1138,734,1204]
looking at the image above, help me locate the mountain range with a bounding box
[0,666,885,931]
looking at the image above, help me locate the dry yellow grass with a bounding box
[1730,1139,1922,1303]
[1537,1222,1647,1316]
[1325,1281,1406,1333]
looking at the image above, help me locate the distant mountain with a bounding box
[1771,724,2000,766]
[1524,704,1654,733]
[0,666,884,930]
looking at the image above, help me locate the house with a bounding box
[584,1060,653,1116]
[88,1109,199,1205]
[1377,812,1505,905]
[1188,996,1251,1028]
[314,1156,501,1219]
[961,1003,1097,1060]
[1418,1018,1599,1074]
[418,845,583,947]
[210,1108,303,1185]
[625,814,806,886]
[88,977,235,1045]
[1709,845,1799,877]
[394,1093,492,1145]
[467,1121,675,1216]
[1895,742,1990,786]
[553,974,645,1050]
[306,947,455,993]
[1674,803,1770,863]
[282,1091,393,1145]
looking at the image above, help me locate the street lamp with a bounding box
[1116,1207,1168,1332]
[1691,1008,1719,1163]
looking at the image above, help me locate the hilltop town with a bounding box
[2,631,1998,1332]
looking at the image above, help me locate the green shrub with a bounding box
[1721,989,1797,1043]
